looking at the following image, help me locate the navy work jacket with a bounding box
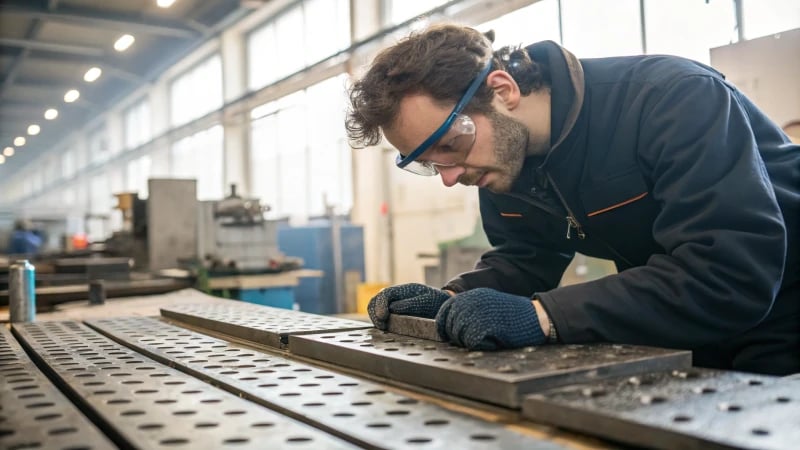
[445,41,800,375]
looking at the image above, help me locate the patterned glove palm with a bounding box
[435,288,545,350]
[367,283,452,330]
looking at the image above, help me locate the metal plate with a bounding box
[387,315,444,342]
[523,368,796,450]
[0,326,116,450]
[161,302,371,348]
[12,321,354,450]
[86,317,568,450]
[289,329,692,408]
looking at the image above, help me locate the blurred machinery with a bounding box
[197,184,292,273]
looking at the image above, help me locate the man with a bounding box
[345,24,799,375]
[9,218,42,256]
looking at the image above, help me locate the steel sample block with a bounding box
[289,329,692,408]
[161,301,371,348]
[87,316,568,450]
[387,315,444,342]
[522,368,795,450]
[0,326,116,450]
[12,321,355,450]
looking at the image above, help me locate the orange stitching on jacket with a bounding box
[587,192,648,217]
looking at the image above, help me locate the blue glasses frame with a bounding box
[396,58,494,169]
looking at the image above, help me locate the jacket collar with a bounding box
[526,40,585,160]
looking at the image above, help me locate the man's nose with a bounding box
[438,165,465,187]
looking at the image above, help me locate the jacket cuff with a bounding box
[534,291,571,343]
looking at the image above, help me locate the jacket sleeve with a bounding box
[537,75,788,348]
[444,189,574,295]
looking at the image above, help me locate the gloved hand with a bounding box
[435,288,545,350]
[367,283,452,330]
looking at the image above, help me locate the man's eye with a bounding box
[434,141,458,153]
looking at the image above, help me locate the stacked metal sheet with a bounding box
[289,329,692,408]
[11,321,357,449]
[522,368,797,450]
[161,302,371,348]
[86,316,568,450]
[0,326,116,450]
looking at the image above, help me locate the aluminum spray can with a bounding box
[9,259,36,322]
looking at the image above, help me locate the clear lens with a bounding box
[395,114,476,176]
[394,154,440,175]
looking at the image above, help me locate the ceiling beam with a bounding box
[1,21,44,100]
[0,37,106,57]
[0,4,199,39]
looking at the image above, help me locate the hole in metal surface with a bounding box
[751,428,770,436]
[470,434,497,441]
[425,419,449,426]
[195,422,218,428]
[672,415,692,423]
[366,422,391,428]
[159,438,190,446]
[718,403,742,412]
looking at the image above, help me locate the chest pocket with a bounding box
[580,170,663,264]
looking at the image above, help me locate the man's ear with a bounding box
[486,70,520,110]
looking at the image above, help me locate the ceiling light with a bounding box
[44,108,59,120]
[64,89,80,103]
[0,155,5,164]
[27,124,41,135]
[114,34,135,52]
[14,136,26,146]
[157,0,176,7]
[84,67,102,82]
[3,147,13,157]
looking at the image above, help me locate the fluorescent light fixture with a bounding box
[157,0,176,7]
[14,136,26,146]
[44,108,59,120]
[114,34,135,52]
[64,89,80,103]
[0,155,5,164]
[84,67,102,82]
[3,147,13,157]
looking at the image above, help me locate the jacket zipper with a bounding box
[507,170,638,267]
[545,173,586,240]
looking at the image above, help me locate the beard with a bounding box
[460,111,544,193]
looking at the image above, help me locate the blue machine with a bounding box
[277,219,365,314]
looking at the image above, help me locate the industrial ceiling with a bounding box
[0,0,255,180]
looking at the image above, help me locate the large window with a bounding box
[170,125,224,200]
[61,148,76,179]
[384,0,447,25]
[250,74,351,219]
[742,0,800,40]
[561,0,643,57]
[123,98,152,149]
[87,125,111,165]
[126,155,152,197]
[247,0,350,90]
[170,55,223,127]
[479,0,561,48]
[645,0,736,64]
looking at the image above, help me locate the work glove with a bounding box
[367,283,451,330]
[435,288,545,350]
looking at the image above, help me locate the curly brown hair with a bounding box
[345,24,550,149]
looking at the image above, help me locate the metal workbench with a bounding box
[1,288,796,450]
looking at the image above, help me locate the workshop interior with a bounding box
[1,0,798,449]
